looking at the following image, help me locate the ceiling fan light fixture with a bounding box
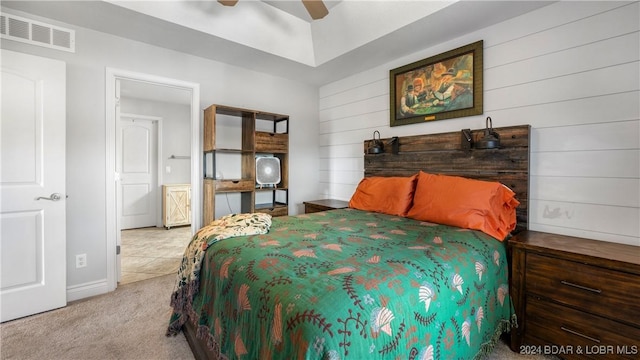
[218,0,329,21]
[302,0,329,20]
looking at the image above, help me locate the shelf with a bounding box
[255,202,287,210]
[254,202,288,217]
[255,186,288,191]
[203,104,289,224]
[214,106,255,118]
[211,148,255,154]
[256,113,288,122]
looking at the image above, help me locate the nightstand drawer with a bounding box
[526,252,640,327]
[525,296,640,359]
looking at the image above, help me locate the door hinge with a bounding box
[116,245,121,255]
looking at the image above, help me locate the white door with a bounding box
[0,50,66,322]
[118,116,158,230]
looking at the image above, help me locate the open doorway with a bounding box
[105,68,200,291]
[116,87,189,284]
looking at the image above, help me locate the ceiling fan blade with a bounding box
[218,0,238,6]
[302,0,328,20]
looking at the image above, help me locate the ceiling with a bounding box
[2,1,554,102]
[263,0,343,22]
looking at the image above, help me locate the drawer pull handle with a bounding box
[560,280,601,294]
[560,327,600,343]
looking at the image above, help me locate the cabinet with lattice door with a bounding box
[162,184,191,229]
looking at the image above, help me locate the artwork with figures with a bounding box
[390,41,483,126]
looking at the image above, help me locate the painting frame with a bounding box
[390,40,483,127]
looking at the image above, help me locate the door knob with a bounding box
[36,193,63,201]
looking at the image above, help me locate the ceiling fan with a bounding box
[218,0,329,20]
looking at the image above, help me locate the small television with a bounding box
[256,156,281,187]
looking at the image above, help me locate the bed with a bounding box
[167,125,531,360]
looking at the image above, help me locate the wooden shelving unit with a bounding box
[202,104,289,224]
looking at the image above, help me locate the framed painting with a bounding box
[390,40,483,127]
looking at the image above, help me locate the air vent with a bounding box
[0,12,75,52]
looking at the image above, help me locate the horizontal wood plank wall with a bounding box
[318,1,639,246]
[363,125,530,232]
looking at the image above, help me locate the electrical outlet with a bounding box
[76,254,87,268]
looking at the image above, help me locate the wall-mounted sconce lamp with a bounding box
[475,117,501,149]
[461,129,473,150]
[368,132,400,155]
[389,136,399,155]
[368,130,384,154]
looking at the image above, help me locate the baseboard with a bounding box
[66,279,109,302]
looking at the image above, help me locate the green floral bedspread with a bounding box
[168,208,515,360]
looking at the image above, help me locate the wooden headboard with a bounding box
[364,125,530,232]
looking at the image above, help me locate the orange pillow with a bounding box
[406,172,520,240]
[349,175,418,216]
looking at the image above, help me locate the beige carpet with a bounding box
[1,275,193,360]
[1,274,547,360]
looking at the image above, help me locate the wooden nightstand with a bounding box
[509,231,640,359]
[303,199,349,214]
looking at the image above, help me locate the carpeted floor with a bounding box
[0,274,193,360]
[0,274,549,360]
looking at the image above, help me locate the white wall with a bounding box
[318,1,639,246]
[1,8,320,294]
[121,98,192,185]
